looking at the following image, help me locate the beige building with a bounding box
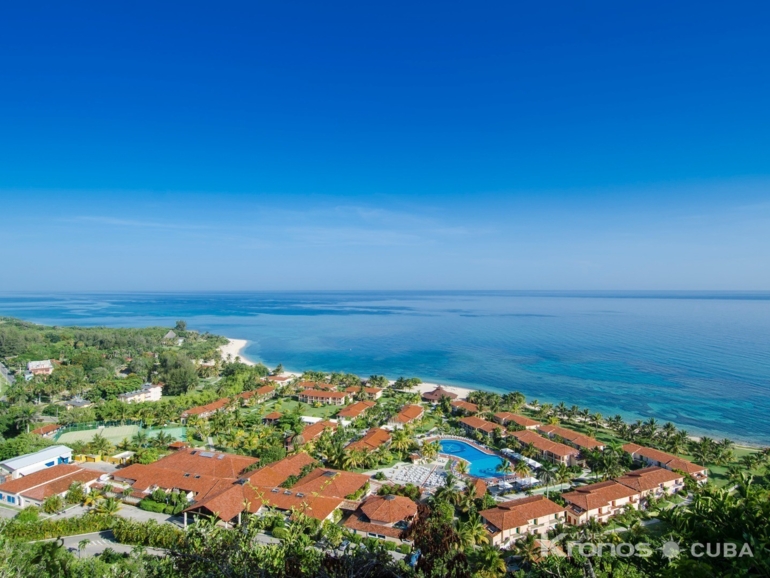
[118,383,163,404]
[615,466,685,498]
[344,494,418,543]
[479,495,566,547]
[298,389,348,406]
[562,480,640,525]
[622,443,708,483]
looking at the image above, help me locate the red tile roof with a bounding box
[459,416,504,434]
[347,428,391,452]
[422,387,458,401]
[344,386,383,397]
[338,400,376,419]
[622,444,706,474]
[537,425,603,450]
[480,495,565,531]
[615,466,684,492]
[0,465,88,495]
[451,400,478,414]
[562,481,639,512]
[344,512,406,539]
[291,468,369,499]
[360,494,417,524]
[299,389,348,400]
[21,469,101,501]
[246,453,317,487]
[494,412,541,428]
[147,448,258,479]
[30,424,62,436]
[263,412,282,420]
[394,404,424,423]
[295,420,337,443]
[511,430,579,458]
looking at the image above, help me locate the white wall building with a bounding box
[118,383,163,404]
[0,445,73,480]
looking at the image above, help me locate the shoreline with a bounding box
[220,335,765,449]
[219,339,256,366]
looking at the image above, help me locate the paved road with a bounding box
[57,530,165,557]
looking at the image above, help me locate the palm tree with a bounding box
[77,539,90,559]
[496,459,513,480]
[513,460,531,480]
[14,404,36,434]
[95,497,121,515]
[470,545,507,578]
[455,460,469,476]
[458,512,489,547]
[88,433,113,457]
[538,463,557,498]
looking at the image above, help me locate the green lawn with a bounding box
[255,398,341,419]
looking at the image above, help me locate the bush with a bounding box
[138,499,166,513]
[373,472,386,480]
[15,506,39,523]
[380,540,397,551]
[1,513,113,540]
[272,527,289,540]
[398,543,411,555]
[112,518,184,549]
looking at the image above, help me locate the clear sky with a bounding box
[1,2,769,291]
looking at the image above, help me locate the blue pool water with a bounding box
[439,439,506,478]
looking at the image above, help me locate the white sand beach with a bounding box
[411,381,476,400]
[219,339,255,365]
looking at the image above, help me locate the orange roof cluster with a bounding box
[615,466,684,492]
[347,428,391,452]
[181,387,274,418]
[451,400,478,414]
[338,400,376,419]
[510,430,579,458]
[394,404,424,423]
[622,443,706,475]
[297,381,336,390]
[562,480,639,513]
[480,495,564,531]
[246,453,317,487]
[494,412,541,428]
[296,420,337,443]
[360,494,417,524]
[459,416,504,434]
[113,463,229,497]
[153,448,258,479]
[537,425,603,450]
[263,411,282,420]
[0,464,100,501]
[471,478,487,498]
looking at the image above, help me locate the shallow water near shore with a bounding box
[1,291,769,445]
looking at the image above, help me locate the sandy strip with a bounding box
[219,339,255,366]
[410,381,475,400]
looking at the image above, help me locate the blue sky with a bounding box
[1,1,769,290]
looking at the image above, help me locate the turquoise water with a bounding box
[439,440,506,478]
[0,291,768,444]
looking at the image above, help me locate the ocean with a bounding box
[0,291,768,445]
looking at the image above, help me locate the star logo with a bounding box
[661,541,681,559]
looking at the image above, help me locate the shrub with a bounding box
[373,472,386,480]
[15,506,39,523]
[112,518,184,549]
[398,543,411,555]
[2,513,113,540]
[272,527,289,540]
[138,499,166,513]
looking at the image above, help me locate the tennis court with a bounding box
[57,424,141,445]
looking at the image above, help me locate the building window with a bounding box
[45,461,55,467]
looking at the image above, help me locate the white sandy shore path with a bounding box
[411,381,475,400]
[219,339,255,366]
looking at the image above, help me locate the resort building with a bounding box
[64,397,93,409]
[0,464,100,508]
[347,428,391,452]
[493,412,541,430]
[344,494,418,543]
[297,381,336,390]
[27,360,54,376]
[614,466,685,499]
[182,453,347,526]
[262,412,282,425]
[391,404,424,426]
[240,385,276,403]
[118,383,163,404]
[458,416,505,438]
[30,423,63,438]
[298,389,348,406]
[561,481,640,525]
[421,387,458,403]
[509,430,580,466]
[537,425,604,452]
[451,400,479,416]
[291,468,370,500]
[344,386,384,400]
[288,420,337,449]
[480,495,566,547]
[338,400,376,420]
[622,443,708,482]
[0,445,73,480]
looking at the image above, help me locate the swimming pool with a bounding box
[438,439,507,478]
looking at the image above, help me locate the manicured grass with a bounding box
[256,398,341,419]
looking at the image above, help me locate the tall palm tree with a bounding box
[458,512,489,547]
[538,463,557,498]
[496,459,513,480]
[470,545,507,578]
[513,460,531,480]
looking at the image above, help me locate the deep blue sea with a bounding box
[0,291,768,445]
